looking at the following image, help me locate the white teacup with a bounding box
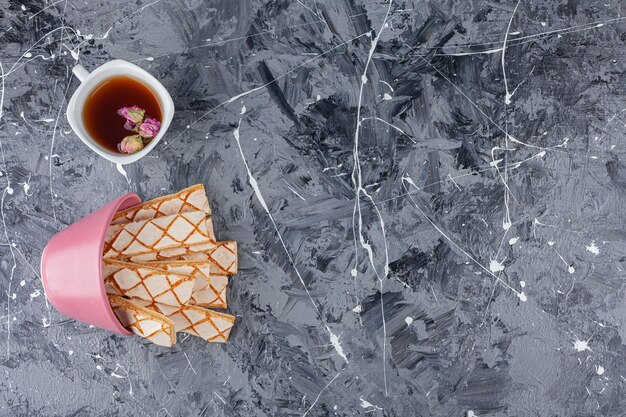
[66,59,174,165]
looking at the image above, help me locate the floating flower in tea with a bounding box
[117,106,161,154]
[117,106,145,128]
[119,134,144,154]
[138,118,161,139]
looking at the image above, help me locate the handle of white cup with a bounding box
[72,65,90,83]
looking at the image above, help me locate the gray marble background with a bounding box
[1,0,626,416]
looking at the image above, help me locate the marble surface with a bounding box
[1,0,626,415]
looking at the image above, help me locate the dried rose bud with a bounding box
[118,134,144,154]
[117,106,145,128]
[137,118,161,138]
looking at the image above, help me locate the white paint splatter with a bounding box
[360,398,374,408]
[548,241,555,246]
[568,265,575,274]
[19,280,25,287]
[405,316,413,326]
[403,175,523,300]
[517,292,527,302]
[359,397,382,411]
[316,94,321,101]
[328,331,348,363]
[574,339,590,352]
[586,241,599,255]
[352,305,362,313]
[146,56,154,61]
[489,259,505,273]
[520,280,526,288]
[596,365,605,375]
[379,80,394,91]
[282,180,306,202]
[302,372,341,417]
[501,0,521,105]
[116,163,130,185]
[508,236,519,245]
[233,116,348,363]
[21,4,26,11]
[351,10,394,394]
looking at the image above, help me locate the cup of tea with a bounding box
[66,59,174,165]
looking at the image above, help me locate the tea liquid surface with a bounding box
[82,76,162,153]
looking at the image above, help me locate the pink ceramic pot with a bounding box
[40,193,142,335]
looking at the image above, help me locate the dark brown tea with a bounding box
[82,76,162,153]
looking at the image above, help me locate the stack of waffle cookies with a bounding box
[103,185,236,347]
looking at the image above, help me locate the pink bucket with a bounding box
[40,193,141,335]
